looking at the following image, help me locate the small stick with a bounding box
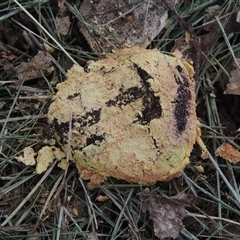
[160,0,201,82]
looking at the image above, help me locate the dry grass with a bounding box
[1,0,240,239]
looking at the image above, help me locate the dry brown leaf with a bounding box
[215,142,240,164]
[224,67,240,95]
[56,16,71,36]
[172,31,218,64]
[78,0,176,53]
[14,51,54,82]
[138,188,189,239]
[204,5,240,33]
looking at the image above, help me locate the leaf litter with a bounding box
[14,50,54,82]
[138,188,189,239]
[1,1,239,238]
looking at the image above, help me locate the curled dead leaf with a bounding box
[138,188,189,239]
[78,0,176,53]
[14,51,54,82]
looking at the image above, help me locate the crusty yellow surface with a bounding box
[16,146,36,166]
[48,47,197,186]
[36,146,65,174]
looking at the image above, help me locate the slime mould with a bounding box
[47,47,197,187]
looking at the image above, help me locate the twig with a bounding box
[160,0,201,81]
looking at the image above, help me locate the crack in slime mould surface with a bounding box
[47,47,198,187]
